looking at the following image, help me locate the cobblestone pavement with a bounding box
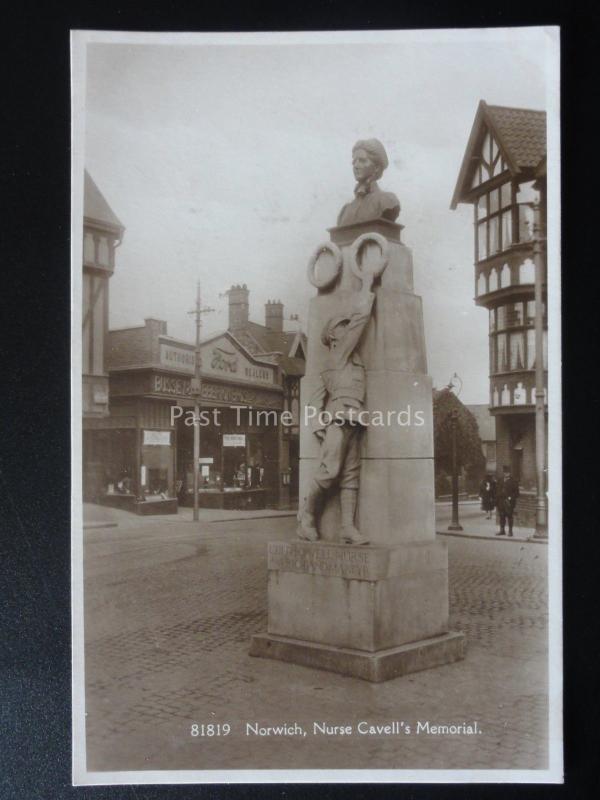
[82,516,549,773]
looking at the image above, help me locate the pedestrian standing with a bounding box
[496,465,520,537]
[479,474,496,520]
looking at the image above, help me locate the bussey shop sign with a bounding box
[111,370,282,409]
[153,373,192,397]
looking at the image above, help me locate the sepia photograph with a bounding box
[71,27,562,784]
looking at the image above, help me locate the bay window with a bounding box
[474,180,513,263]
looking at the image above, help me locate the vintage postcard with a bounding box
[71,28,562,784]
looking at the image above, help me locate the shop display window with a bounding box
[147,468,169,496]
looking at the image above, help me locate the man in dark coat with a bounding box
[495,466,520,537]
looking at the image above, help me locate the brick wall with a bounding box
[107,319,167,369]
[514,491,537,528]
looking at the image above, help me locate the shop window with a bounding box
[147,468,168,495]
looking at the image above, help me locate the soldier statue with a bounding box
[298,268,377,545]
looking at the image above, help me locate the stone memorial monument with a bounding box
[250,139,465,681]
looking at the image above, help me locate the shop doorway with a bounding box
[222,445,247,487]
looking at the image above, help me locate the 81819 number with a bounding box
[190,723,231,737]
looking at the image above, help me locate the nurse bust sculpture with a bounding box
[337,138,400,227]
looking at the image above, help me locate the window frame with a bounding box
[474,179,515,263]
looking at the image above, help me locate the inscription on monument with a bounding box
[269,541,375,579]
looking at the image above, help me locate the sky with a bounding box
[82,29,552,404]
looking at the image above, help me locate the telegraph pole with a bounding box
[188,282,214,522]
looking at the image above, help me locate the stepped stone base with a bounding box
[249,631,466,683]
[249,539,466,681]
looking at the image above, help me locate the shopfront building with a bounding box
[99,319,289,510]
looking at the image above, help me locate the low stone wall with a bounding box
[514,491,537,528]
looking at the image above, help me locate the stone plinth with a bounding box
[249,540,465,681]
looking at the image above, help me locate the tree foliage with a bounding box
[433,389,485,478]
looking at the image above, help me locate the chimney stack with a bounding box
[227,284,249,331]
[265,299,284,332]
[144,318,167,335]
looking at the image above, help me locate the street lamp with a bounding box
[446,373,463,532]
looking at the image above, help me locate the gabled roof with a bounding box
[242,321,307,377]
[288,331,307,361]
[84,170,124,234]
[201,329,279,369]
[451,100,546,209]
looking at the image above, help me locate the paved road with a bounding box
[83,514,548,773]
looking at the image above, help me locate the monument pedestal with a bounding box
[250,215,465,681]
[249,540,465,682]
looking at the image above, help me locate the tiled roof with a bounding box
[243,322,307,376]
[450,100,547,208]
[84,170,124,232]
[486,105,546,170]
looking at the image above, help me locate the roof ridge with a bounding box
[487,104,546,116]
